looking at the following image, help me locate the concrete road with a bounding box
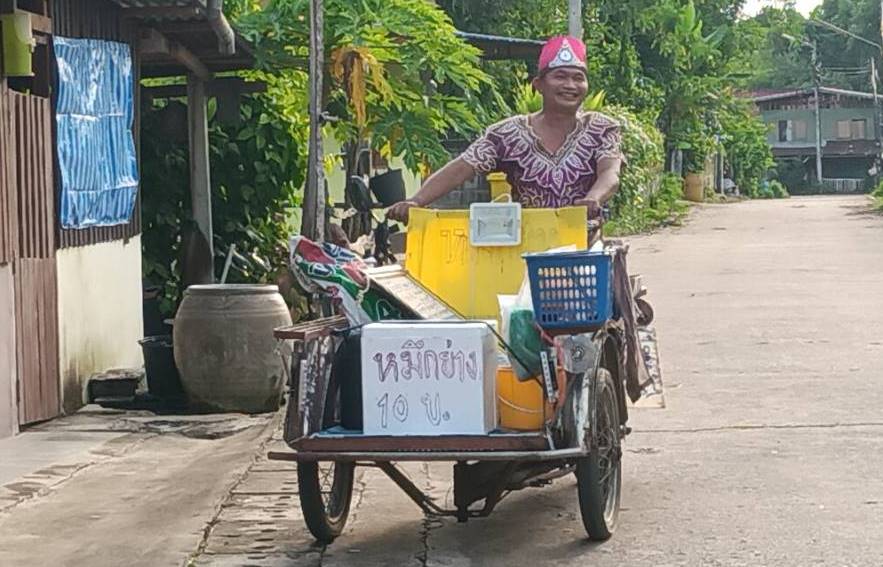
[194,195,883,567]
[3,196,881,567]
[0,410,276,567]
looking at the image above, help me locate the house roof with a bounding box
[454,31,544,61]
[751,86,883,103]
[109,4,542,76]
[110,0,207,17]
[108,0,256,78]
[772,139,881,158]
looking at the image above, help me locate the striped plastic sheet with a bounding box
[54,37,139,229]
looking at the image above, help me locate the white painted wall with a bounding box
[56,236,144,413]
[0,264,18,439]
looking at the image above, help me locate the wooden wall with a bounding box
[9,90,55,258]
[0,86,17,265]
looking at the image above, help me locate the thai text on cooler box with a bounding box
[360,322,498,435]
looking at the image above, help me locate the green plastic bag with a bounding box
[507,308,543,381]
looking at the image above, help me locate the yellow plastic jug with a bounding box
[487,172,511,201]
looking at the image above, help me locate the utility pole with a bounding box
[812,40,824,184]
[568,0,582,39]
[879,0,883,178]
[302,0,325,242]
[872,57,880,146]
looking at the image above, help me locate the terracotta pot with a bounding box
[173,284,292,413]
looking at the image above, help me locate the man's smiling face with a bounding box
[533,67,588,112]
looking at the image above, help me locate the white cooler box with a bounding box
[360,322,498,435]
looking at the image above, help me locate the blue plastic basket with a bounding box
[523,250,614,332]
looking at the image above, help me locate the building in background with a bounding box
[752,87,882,193]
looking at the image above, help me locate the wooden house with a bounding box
[0,0,254,437]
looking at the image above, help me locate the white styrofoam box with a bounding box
[360,322,498,435]
[469,202,522,246]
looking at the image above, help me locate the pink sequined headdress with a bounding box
[538,36,587,74]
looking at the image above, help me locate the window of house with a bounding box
[836,120,852,139]
[776,119,807,142]
[778,120,789,142]
[793,120,808,141]
[851,119,867,140]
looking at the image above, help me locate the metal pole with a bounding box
[568,0,582,39]
[872,57,880,142]
[302,0,325,242]
[879,0,883,177]
[812,41,823,184]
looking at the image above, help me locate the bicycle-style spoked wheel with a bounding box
[298,460,355,544]
[575,368,622,541]
[293,332,355,544]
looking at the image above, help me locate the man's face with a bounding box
[533,67,588,112]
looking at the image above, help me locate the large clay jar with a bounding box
[173,284,292,413]
[684,173,704,203]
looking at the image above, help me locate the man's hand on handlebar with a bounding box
[573,197,603,221]
[386,200,419,224]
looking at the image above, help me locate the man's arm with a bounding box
[575,157,622,219]
[387,158,476,222]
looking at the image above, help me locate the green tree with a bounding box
[141,92,306,314]
[746,7,814,89]
[815,0,881,92]
[237,0,495,172]
[718,97,775,195]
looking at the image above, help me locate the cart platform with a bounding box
[267,427,577,462]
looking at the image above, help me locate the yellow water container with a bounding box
[405,207,587,319]
[487,172,511,201]
[496,366,546,431]
[1,12,35,77]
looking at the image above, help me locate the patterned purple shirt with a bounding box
[460,112,623,208]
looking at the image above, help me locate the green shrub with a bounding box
[605,173,688,236]
[750,179,790,199]
[770,180,790,199]
[872,180,883,208]
[141,94,304,316]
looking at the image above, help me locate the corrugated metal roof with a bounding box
[110,0,205,9]
[752,86,883,103]
[454,31,544,47]
[454,31,543,61]
[108,0,207,20]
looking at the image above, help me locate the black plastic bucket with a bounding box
[139,335,185,401]
[369,169,406,207]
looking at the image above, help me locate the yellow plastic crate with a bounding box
[405,207,587,319]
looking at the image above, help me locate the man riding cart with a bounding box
[272,36,658,545]
[388,35,621,247]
